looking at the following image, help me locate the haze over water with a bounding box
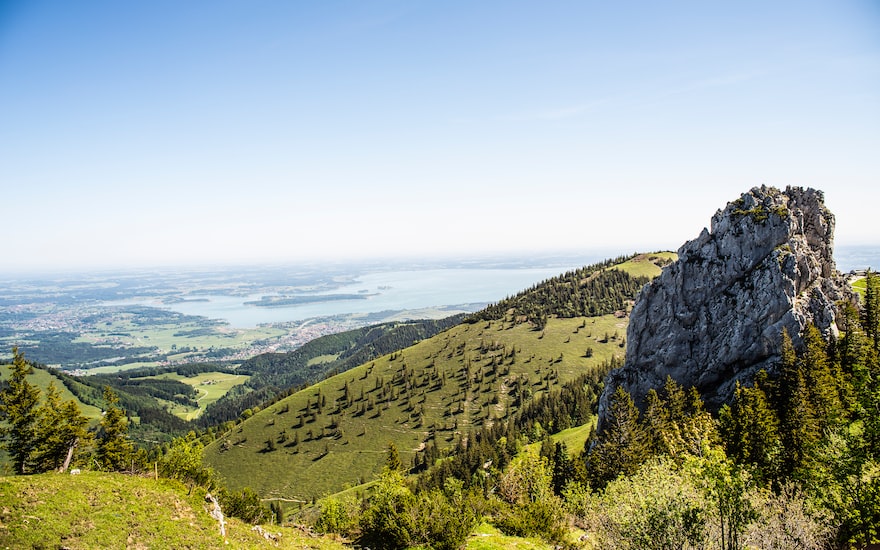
[146,266,586,328]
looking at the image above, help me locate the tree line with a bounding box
[468,255,648,329]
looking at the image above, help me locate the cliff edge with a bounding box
[598,186,854,426]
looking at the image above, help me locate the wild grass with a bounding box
[0,363,102,418]
[610,251,677,279]
[466,523,554,549]
[140,371,250,420]
[0,471,348,549]
[204,314,627,500]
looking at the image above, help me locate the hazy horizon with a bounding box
[2,1,878,271]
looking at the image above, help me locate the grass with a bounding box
[0,363,102,419]
[139,371,250,420]
[610,251,677,279]
[0,471,348,549]
[466,523,554,550]
[204,314,627,500]
[852,276,867,299]
[551,422,595,456]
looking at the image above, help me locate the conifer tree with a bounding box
[718,373,780,486]
[864,270,880,352]
[0,348,41,474]
[801,323,842,430]
[386,441,402,472]
[587,386,647,489]
[96,386,133,471]
[551,442,574,495]
[33,382,91,473]
[642,388,670,457]
[777,330,820,481]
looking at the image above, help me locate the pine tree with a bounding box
[587,386,647,489]
[551,442,574,495]
[641,388,670,457]
[386,441,402,472]
[718,374,780,486]
[33,382,91,473]
[801,323,842,431]
[96,386,133,471]
[0,348,42,474]
[777,330,820,481]
[864,270,880,352]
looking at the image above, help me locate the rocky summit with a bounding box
[598,186,854,423]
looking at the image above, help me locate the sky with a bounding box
[1,1,878,272]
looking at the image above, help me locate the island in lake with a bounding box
[244,293,378,307]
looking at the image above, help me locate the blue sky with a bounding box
[1,1,878,271]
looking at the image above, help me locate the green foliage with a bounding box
[32,382,92,472]
[582,458,707,550]
[0,348,42,474]
[95,386,134,471]
[689,448,756,550]
[587,386,647,489]
[357,469,418,549]
[494,453,567,543]
[357,469,481,550]
[158,433,216,488]
[719,375,780,486]
[216,486,268,524]
[315,494,361,536]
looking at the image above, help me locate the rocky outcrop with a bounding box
[598,186,854,425]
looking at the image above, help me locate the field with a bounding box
[141,371,251,420]
[204,313,627,500]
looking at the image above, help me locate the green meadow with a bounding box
[204,313,626,500]
[0,363,102,419]
[140,371,251,420]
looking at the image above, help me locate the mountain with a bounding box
[196,316,467,427]
[598,186,856,426]
[203,254,672,499]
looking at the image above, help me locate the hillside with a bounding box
[0,471,348,549]
[0,362,102,419]
[197,316,465,427]
[204,254,673,499]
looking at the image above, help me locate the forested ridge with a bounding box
[469,254,649,329]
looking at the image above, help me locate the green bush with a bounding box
[315,494,360,537]
[216,486,268,524]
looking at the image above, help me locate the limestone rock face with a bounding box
[598,186,853,425]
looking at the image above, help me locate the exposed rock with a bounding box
[598,186,854,426]
[205,492,226,538]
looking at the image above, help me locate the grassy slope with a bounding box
[608,251,676,279]
[0,471,347,549]
[204,253,677,500]
[205,314,627,500]
[0,364,102,419]
[140,371,250,421]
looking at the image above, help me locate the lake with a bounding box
[107,245,880,329]
[157,266,585,328]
